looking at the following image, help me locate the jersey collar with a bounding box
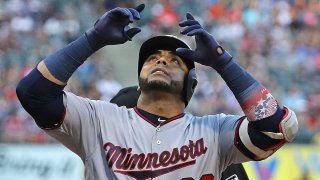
[134,107,185,127]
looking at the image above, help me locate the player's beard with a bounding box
[138,77,184,95]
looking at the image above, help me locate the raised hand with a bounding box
[176,13,232,71]
[86,4,145,49]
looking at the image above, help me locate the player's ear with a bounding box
[137,86,141,92]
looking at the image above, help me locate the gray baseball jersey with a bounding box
[45,92,250,180]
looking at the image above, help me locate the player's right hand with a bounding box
[86,4,145,49]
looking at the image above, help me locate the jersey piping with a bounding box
[133,107,185,127]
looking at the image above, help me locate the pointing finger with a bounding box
[134,3,145,13]
[179,20,200,27]
[186,12,195,20]
[180,24,202,35]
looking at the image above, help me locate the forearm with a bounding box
[39,3,145,84]
[17,4,144,130]
[37,61,65,85]
[218,58,279,121]
[16,30,97,129]
[16,31,99,128]
[176,12,298,161]
[217,56,298,160]
[41,33,96,84]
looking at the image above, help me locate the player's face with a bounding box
[139,50,189,94]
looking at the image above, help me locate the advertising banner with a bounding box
[243,145,320,180]
[0,144,84,180]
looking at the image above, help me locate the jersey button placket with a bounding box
[156,140,161,145]
[151,125,162,172]
[155,125,162,145]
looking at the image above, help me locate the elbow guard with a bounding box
[277,107,299,142]
[235,107,298,160]
[16,68,66,129]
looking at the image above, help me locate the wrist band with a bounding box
[44,34,94,83]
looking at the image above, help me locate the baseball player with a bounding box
[110,86,249,180]
[16,4,298,180]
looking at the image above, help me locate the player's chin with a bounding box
[139,77,183,94]
[140,79,170,91]
[139,76,166,88]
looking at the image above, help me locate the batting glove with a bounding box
[176,13,232,72]
[86,4,145,50]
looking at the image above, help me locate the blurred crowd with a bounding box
[0,0,319,144]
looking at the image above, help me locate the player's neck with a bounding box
[137,92,185,118]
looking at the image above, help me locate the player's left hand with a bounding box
[176,13,232,71]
